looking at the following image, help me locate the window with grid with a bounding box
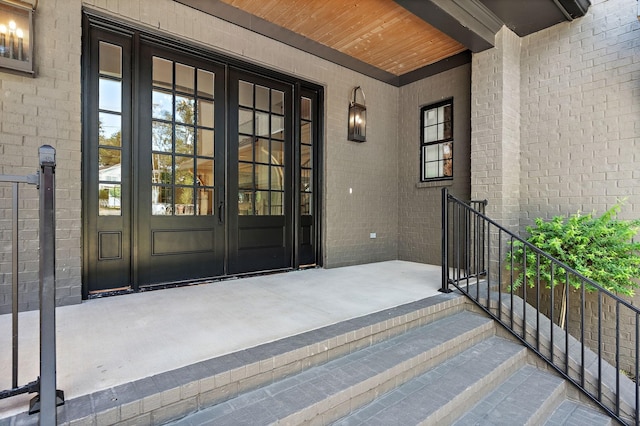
[420,100,453,181]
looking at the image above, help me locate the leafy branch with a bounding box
[506,202,640,296]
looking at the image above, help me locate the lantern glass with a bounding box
[348,102,366,142]
[0,0,34,75]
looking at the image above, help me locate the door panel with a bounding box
[136,45,226,286]
[85,30,133,293]
[228,70,294,274]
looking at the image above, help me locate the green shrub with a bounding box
[507,202,640,296]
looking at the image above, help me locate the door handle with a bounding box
[218,201,224,224]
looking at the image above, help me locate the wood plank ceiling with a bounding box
[217,0,467,76]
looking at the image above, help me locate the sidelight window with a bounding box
[98,41,123,216]
[420,100,453,181]
[300,96,313,215]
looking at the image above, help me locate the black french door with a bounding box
[83,16,321,295]
[135,45,226,285]
[227,70,294,274]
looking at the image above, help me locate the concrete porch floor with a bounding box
[0,260,442,419]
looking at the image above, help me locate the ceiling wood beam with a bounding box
[394,0,502,52]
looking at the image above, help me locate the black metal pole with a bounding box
[440,187,452,293]
[12,182,19,389]
[36,145,58,425]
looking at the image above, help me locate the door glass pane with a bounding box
[198,129,215,157]
[197,100,214,128]
[152,121,172,152]
[175,95,195,124]
[255,85,269,111]
[99,42,122,78]
[271,192,283,215]
[271,115,284,139]
[152,57,173,90]
[152,186,172,215]
[239,108,253,134]
[301,169,312,192]
[238,162,253,189]
[175,156,194,185]
[175,125,194,154]
[255,111,270,137]
[301,145,311,167]
[255,164,270,189]
[197,188,213,216]
[301,122,311,144]
[255,138,269,164]
[99,183,121,216]
[271,166,284,190]
[99,112,121,147]
[152,154,172,184]
[175,63,195,94]
[300,192,311,215]
[255,191,269,215]
[197,69,214,97]
[301,97,311,120]
[175,187,194,215]
[272,90,285,115]
[238,190,253,215]
[239,81,253,107]
[99,148,121,178]
[271,141,284,165]
[196,158,214,186]
[152,90,173,120]
[99,78,121,112]
[238,136,253,162]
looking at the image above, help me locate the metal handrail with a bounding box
[0,145,64,425]
[441,187,640,425]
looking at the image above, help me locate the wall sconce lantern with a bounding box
[0,0,35,75]
[348,86,366,142]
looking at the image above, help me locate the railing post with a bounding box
[440,187,452,293]
[30,145,64,424]
[12,182,19,390]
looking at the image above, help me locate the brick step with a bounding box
[333,336,527,426]
[452,365,565,425]
[2,292,470,425]
[544,400,612,426]
[167,310,497,425]
[475,287,637,423]
[451,364,612,426]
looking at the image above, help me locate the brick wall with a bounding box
[518,0,640,374]
[0,0,82,313]
[520,0,639,224]
[398,64,471,265]
[471,26,522,231]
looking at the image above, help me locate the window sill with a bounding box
[416,179,454,189]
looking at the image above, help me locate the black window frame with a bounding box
[420,99,454,182]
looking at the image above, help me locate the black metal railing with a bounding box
[0,145,64,425]
[441,187,639,425]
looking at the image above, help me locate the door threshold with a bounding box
[88,286,134,299]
